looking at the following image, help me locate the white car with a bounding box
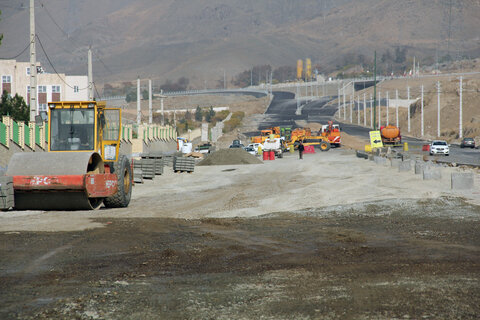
[244,146,257,155]
[430,140,449,156]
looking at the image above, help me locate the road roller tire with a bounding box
[104,155,132,208]
[319,141,331,152]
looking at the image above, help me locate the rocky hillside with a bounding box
[1,0,479,86]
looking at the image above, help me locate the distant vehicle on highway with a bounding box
[430,140,449,156]
[460,137,475,149]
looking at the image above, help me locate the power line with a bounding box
[35,34,89,91]
[0,41,31,60]
[40,2,69,39]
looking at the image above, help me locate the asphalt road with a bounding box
[257,91,479,166]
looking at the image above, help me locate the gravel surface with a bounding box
[0,151,479,319]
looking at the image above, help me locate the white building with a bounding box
[0,59,88,112]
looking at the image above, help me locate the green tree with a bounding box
[205,106,215,122]
[0,91,30,122]
[194,106,203,121]
[142,89,149,100]
[125,90,136,103]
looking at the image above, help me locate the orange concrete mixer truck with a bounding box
[380,125,402,146]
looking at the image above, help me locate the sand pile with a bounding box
[197,149,263,166]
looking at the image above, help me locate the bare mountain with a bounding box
[1,0,479,87]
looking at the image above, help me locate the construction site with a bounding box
[0,84,479,318]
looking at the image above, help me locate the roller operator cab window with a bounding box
[50,108,95,151]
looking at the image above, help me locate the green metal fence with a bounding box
[12,121,19,145]
[25,125,30,148]
[35,125,41,145]
[0,122,6,146]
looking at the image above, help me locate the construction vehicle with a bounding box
[380,125,402,146]
[289,133,331,152]
[6,101,132,210]
[320,121,341,147]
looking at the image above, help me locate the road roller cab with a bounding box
[6,101,132,211]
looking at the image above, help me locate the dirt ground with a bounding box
[1,150,479,319]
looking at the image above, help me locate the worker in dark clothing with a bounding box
[298,141,305,159]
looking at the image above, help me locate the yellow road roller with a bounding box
[6,101,132,210]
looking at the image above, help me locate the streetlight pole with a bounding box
[373,51,377,130]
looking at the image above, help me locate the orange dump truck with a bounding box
[380,125,402,146]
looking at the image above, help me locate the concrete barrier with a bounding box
[415,161,425,175]
[356,150,369,159]
[423,166,442,180]
[451,172,474,190]
[374,156,387,166]
[390,158,402,168]
[399,160,412,172]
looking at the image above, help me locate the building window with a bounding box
[74,85,79,93]
[26,67,30,75]
[39,104,47,112]
[52,85,61,93]
[38,85,47,93]
[2,75,12,83]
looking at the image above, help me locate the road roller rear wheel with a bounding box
[104,155,132,208]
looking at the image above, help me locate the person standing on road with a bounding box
[298,141,305,159]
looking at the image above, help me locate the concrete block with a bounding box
[390,158,402,168]
[423,166,442,180]
[414,161,424,175]
[451,173,474,190]
[374,156,387,166]
[399,160,412,172]
[356,150,369,159]
[368,154,375,161]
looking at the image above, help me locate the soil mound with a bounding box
[197,148,263,166]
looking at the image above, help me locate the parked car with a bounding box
[460,137,475,149]
[244,146,257,155]
[429,140,449,156]
[229,143,244,149]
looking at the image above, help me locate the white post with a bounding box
[459,77,463,139]
[148,79,152,124]
[370,94,373,128]
[378,91,382,128]
[421,85,424,137]
[437,81,441,137]
[343,87,346,121]
[407,86,411,132]
[136,77,141,125]
[363,93,366,126]
[386,91,389,126]
[29,0,37,120]
[395,89,399,128]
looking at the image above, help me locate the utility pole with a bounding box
[386,91,389,126]
[136,77,141,125]
[421,85,424,137]
[357,96,360,125]
[160,89,165,126]
[373,51,377,130]
[370,93,375,129]
[148,79,152,124]
[29,0,37,121]
[395,89,399,128]
[223,69,226,89]
[349,95,353,123]
[363,93,366,126]
[407,86,410,132]
[437,81,441,137]
[88,48,93,100]
[343,86,346,121]
[250,68,253,87]
[378,91,381,128]
[459,77,463,139]
[337,88,341,118]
